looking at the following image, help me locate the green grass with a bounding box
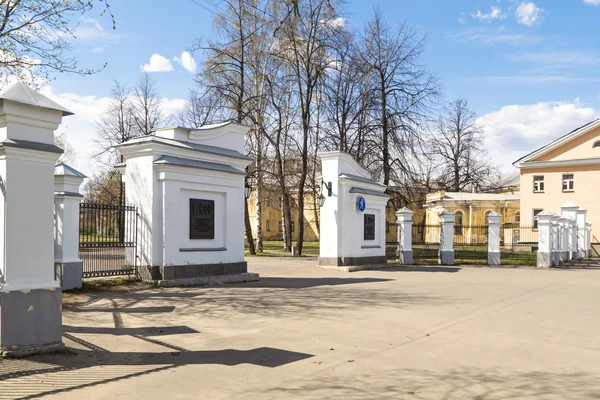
[245,240,319,257]
[79,233,120,243]
[387,246,537,266]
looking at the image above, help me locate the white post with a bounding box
[586,222,592,258]
[395,207,414,265]
[561,202,579,260]
[439,210,455,265]
[0,82,72,356]
[54,163,86,290]
[487,211,501,266]
[577,207,587,259]
[536,211,553,268]
[558,216,567,262]
[551,213,560,266]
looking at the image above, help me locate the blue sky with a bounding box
[43,0,600,177]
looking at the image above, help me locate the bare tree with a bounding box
[132,73,165,136]
[175,89,220,128]
[0,0,114,86]
[430,99,496,192]
[277,0,341,255]
[360,10,439,186]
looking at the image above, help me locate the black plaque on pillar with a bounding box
[364,214,375,240]
[190,199,215,239]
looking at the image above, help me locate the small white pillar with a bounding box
[536,211,553,268]
[558,216,568,262]
[586,222,592,258]
[395,207,414,265]
[54,163,86,290]
[0,82,72,356]
[551,213,560,266]
[487,211,501,266]
[562,202,579,260]
[577,207,587,259]
[439,210,455,265]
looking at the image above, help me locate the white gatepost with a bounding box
[487,211,501,266]
[550,213,560,266]
[318,151,389,268]
[0,82,72,356]
[54,163,86,290]
[116,122,256,286]
[439,210,455,265]
[586,222,592,258]
[577,207,587,259]
[558,216,567,262]
[536,211,553,268]
[396,207,414,265]
[561,202,579,260]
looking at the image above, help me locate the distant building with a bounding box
[513,119,600,243]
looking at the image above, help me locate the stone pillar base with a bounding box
[587,249,592,258]
[562,251,570,262]
[552,252,560,266]
[396,250,413,265]
[571,251,579,260]
[537,252,551,268]
[55,261,83,291]
[319,256,387,266]
[579,250,586,259]
[488,251,500,266]
[0,287,63,357]
[438,250,454,265]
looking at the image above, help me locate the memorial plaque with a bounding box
[190,199,215,239]
[364,214,375,241]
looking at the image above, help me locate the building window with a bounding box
[266,220,271,232]
[533,209,543,230]
[533,176,544,193]
[562,174,574,192]
[278,220,283,232]
[291,221,295,232]
[594,141,600,148]
[454,210,464,235]
[514,211,521,224]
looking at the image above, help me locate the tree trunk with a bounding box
[245,198,256,255]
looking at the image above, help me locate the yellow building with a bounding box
[248,184,427,243]
[424,190,521,244]
[514,119,600,244]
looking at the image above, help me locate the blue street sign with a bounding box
[357,196,366,212]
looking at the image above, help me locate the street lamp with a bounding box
[244,180,252,199]
[318,193,326,207]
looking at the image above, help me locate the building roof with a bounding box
[513,118,600,167]
[339,173,386,188]
[54,162,87,178]
[153,155,246,175]
[428,191,519,203]
[0,81,73,116]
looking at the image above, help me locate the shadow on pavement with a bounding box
[379,266,461,273]
[238,276,393,289]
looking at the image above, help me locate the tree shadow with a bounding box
[261,367,600,399]
[237,276,394,289]
[377,265,461,273]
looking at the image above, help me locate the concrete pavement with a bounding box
[1,258,599,399]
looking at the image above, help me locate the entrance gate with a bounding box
[79,203,138,278]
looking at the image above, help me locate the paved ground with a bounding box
[1,258,600,399]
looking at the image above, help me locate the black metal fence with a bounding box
[453,225,489,263]
[79,203,138,278]
[412,224,440,263]
[500,224,538,265]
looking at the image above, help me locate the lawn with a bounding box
[245,240,319,257]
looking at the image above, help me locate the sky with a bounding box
[40,0,600,178]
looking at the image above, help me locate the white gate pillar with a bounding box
[487,211,501,266]
[558,216,567,262]
[577,207,587,259]
[561,202,579,260]
[439,210,454,265]
[586,222,592,258]
[54,163,86,290]
[551,213,560,266]
[395,207,414,265]
[0,82,72,356]
[536,211,553,268]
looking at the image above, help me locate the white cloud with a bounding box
[38,86,186,177]
[173,52,197,73]
[508,51,600,66]
[447,29,542,46]
[516,2,544,27]
[92,47,105,54]
[141,54,174,72]
[328,17,346,28]
[584,0,600,5]
[80,16,103,32]
[458,13,467,24]
[478,101,597,172]
[472,6,506,22]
